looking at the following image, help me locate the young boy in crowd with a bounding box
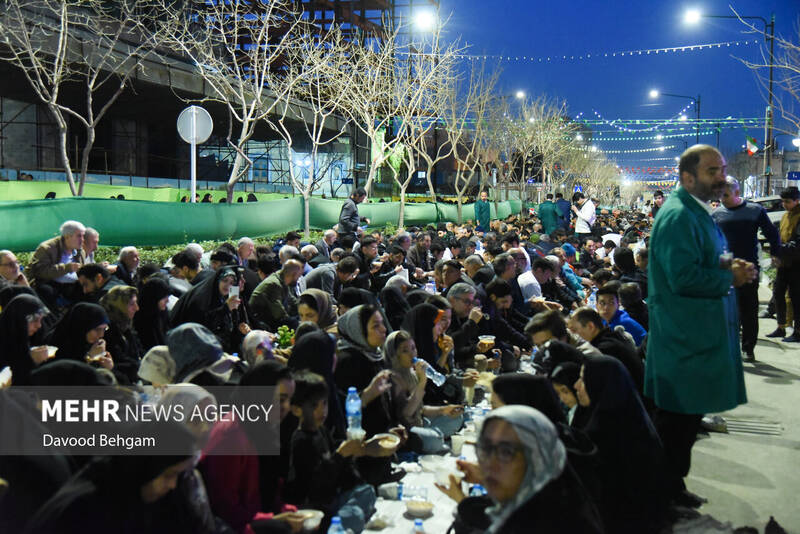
[287,371,388,533]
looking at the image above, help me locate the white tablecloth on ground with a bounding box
[370,444,478,533]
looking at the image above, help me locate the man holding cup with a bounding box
[645,144,755,509]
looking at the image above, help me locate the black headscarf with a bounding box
[401,303,440,366]
[580,355,665,528]
[492,374,566,426]
[0,294,49,385]
[289,330,346,439]
[582,355,658,441]
[379,286,411,331]
[405,288,429,308]
[49,303,109,362]
[30,360,110,387]
[134,277,171,351]
[538,339,584,374]
[236,360,294,513]
[0,284,37,308]
[549,361,580,398]
[339,287,376,309]
[169,267,234,327]
[27,421,197,534]
[169,267,247,353]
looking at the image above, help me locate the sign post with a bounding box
[177,106,213,203]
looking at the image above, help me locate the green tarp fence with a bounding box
[0,181,283,203]
[0,197,303,251]
[1,196,520,252]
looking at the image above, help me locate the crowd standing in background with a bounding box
[0,144,794,533]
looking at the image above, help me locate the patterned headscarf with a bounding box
[482,405,567,533]
[336,305,383,362]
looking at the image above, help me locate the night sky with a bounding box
[438,0,798,175]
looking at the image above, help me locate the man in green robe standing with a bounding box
[474,190,491,231]
[645,144,755,508]
[537,193,560,235]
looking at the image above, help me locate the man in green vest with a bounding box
[537,193,560,235]
[474,190,491,231]
[645,144,755,508]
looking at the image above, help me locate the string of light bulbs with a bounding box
[442,39,758,63]
[593,145,677,154]
[590,129,716,142]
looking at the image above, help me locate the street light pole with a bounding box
[649,91,701,144]
[687,11,775,194]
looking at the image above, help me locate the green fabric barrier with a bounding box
[0,181,282,202]
[0,197,303,251]
[495,201,512,220]
[2,194,522,252]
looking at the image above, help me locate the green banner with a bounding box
[2,192,520,252]
[0,181,283,202]
[0,197,303,251]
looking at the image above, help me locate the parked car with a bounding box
[751,195,785,225]
[750,196,783,246]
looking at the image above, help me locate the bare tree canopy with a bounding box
[0,0,159,195]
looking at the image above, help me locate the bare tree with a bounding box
[267,28,352,238]
[448,62,499,223]
[0,0,159,195]
[332,26,406,197]
[159,0,303,202]
[738,15,800,138]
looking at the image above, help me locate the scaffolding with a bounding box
[296,0,440,40]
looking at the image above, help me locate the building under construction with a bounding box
[0,0,438,196]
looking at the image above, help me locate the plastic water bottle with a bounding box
[327,516,345,534]
[396,482,404,500]
[411,519,425,533]
[425,280,437,294]
[345,387,364,440]
[469,484,486,497]
[587,287,598,309]
[413,357,446,387]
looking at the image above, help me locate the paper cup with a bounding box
[451,434,466,456]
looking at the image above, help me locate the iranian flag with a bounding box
[746,136,759,156]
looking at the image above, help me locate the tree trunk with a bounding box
[364,163,377,197]
[519,181,525,217]
[77,127,95,196]
[55,120,78,196]
[456,197,463,224]
[303,190,311,239]
[426,163,436,202]
[227,151,247,203]
[398,186,406,228]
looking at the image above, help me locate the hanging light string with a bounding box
[589,145,677,154]
[435,39,759,63]
[590,129,716,142]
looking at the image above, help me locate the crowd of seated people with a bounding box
[0,198,687,534]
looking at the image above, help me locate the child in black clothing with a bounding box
[287,371,389,533]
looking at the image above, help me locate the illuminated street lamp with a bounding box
[684,9,702,24]
[685,7,776,193]
[413,10,437,32]
[650,89,700,142]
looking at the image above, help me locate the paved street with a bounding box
[687,284,800,533]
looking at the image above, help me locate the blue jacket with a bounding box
[605,308,647,346]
